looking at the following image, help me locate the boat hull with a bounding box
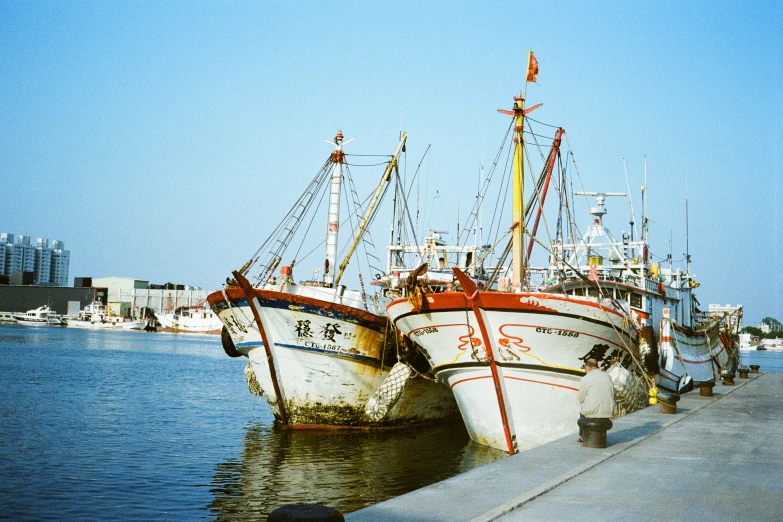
[62,318,145,330]
[155,311,222,335]
[387,291,641,452]
[656,313,734,391]
[208,287,458,427]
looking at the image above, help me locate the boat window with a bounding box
[630,293,642,308]
[588,288,599,298]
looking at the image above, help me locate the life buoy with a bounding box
[221,326,242,358]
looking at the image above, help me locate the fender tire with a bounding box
[222,326,242,358]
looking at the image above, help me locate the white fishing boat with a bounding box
[387,91,649,453]
[62,301,145,330]
[387,60,737,453]
[738,333,759,351]
[208,130,459,428]
[155,304,222,334]
[13,305,63,326]
[759,338,783,351]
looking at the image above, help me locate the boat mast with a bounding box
[324,130,352,287]
[334,133,408,286]
[685,161,691,275]
[511,92,526,289]
[642,156,649,244]
[525,127,564,260]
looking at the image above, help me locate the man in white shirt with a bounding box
[577,357,616,442]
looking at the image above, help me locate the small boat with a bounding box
[155,304,222,334]
[209,130,459,428]
[0,311,17,323]
[13,305,63,326]
[62,301,145,330]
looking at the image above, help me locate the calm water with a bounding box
[0,325,505,520]
[740,349,783,372]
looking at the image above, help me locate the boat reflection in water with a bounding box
[207,420,505,519]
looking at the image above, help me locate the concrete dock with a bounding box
[347,371,783,521]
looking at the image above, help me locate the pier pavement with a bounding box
[347,371,783,521]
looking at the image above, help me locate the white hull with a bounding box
[387,291,641,452]
[12,306,62,326]
[759,339,783,351]
[209,286,459,427]
[15,319,52,326]
[63,318,145,330]
[156,311,222,334]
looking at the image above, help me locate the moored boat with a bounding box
[208,130,459,428]
[155,304,222,334]
[62,301,145,330]
[12,305,63,326]
[387,81,650,453]
[759,338,783,351]
[387,61,737,453]
[738,333,759,351]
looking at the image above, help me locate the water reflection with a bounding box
[208,420,506,520]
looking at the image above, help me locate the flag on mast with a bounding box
[526,50,539,83]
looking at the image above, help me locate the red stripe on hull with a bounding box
[450,373,578,391]
[389,291,626,319]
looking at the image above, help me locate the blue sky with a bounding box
[1,2,781,324]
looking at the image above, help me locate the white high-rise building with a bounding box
[50,241,70,286]
[35,238,52,285]
[10,236,35,274]
[1,232,70,286]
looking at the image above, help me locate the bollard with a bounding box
[750,364,760,374]
[738,368,749,379]
[268,504,344,522]
[657,391,680,414]
[577,417,613,448]
[696,381,715,397]
[721,371,735,386]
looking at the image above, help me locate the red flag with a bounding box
[526,51,539,83]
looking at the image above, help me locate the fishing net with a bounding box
[608,363,648,417]
[364,362,412,422]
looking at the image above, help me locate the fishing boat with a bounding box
[62,301,145,330]
[155,304,222,334]
[759,338,783,351]
[387,59,737,453]
[13,305,63,326]
[208,130,459,428]
[387,88,652,453]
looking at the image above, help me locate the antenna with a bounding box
[641,156,649,242]
[685,154,691,275]
[623,159,637,242]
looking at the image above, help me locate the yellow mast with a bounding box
[511,92,525,289]
[334,132,408,286]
